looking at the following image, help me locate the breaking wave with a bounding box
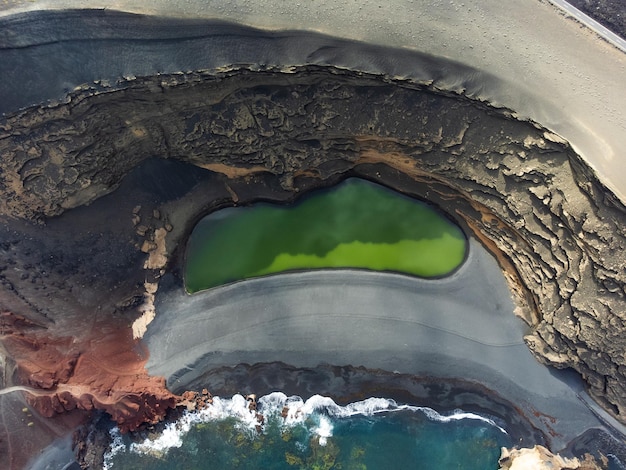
[104,392,507,468]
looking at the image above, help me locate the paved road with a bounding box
[0,0,626,201]
[549,0,626,52]
[1,1,625,201]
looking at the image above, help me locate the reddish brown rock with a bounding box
[179,389,213,412]
[0,311,45,335]
[1,313,181,434]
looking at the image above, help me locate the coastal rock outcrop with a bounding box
[498,445,603,470]
[0,312,179,433]
[1,67,625,425]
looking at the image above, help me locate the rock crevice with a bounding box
[1,67,625,424]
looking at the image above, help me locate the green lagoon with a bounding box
[185,179,467,293]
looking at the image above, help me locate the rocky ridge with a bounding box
[0,311,178,433]
[0,67,625,458]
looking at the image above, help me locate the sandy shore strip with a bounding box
[145,238,626,451]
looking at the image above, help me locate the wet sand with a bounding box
[145,239,626,451]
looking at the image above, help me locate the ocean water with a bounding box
[185,178,467,292]
[104,393,510,469]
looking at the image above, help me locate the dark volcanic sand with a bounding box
[4,152,623,470]
[0,3,624,468]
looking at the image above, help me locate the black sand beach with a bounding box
[146,240,626,453]
[0,2,624,468]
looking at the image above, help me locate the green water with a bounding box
[185,178,467,293]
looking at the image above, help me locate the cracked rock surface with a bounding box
[1,66,626,425]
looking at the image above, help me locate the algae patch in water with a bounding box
[185,179,467,292]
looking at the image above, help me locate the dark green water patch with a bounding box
[185,178,467,292]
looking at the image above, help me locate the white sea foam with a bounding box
[258,393,506,433]
[313,415,334,446]
[105,392,507,462]
[103,428,127,470]
[130,421,185,455]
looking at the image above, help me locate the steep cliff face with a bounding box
[1,312,178,432]
[0,66,625,429]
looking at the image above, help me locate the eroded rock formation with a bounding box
[0,311,178,432]
[0,67,625,456]
[499,445,603,470]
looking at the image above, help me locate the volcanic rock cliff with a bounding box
[0,66,625,466]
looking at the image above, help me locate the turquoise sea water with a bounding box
[185,178,467,292]
[105,393,510,469]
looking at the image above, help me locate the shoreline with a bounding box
[0,4,622,466]
[6,154,624,468]
[145,238,626,454]
[174,362,548,447]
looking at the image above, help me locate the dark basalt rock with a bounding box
[1,65,626,470]
[2,66,625,423]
